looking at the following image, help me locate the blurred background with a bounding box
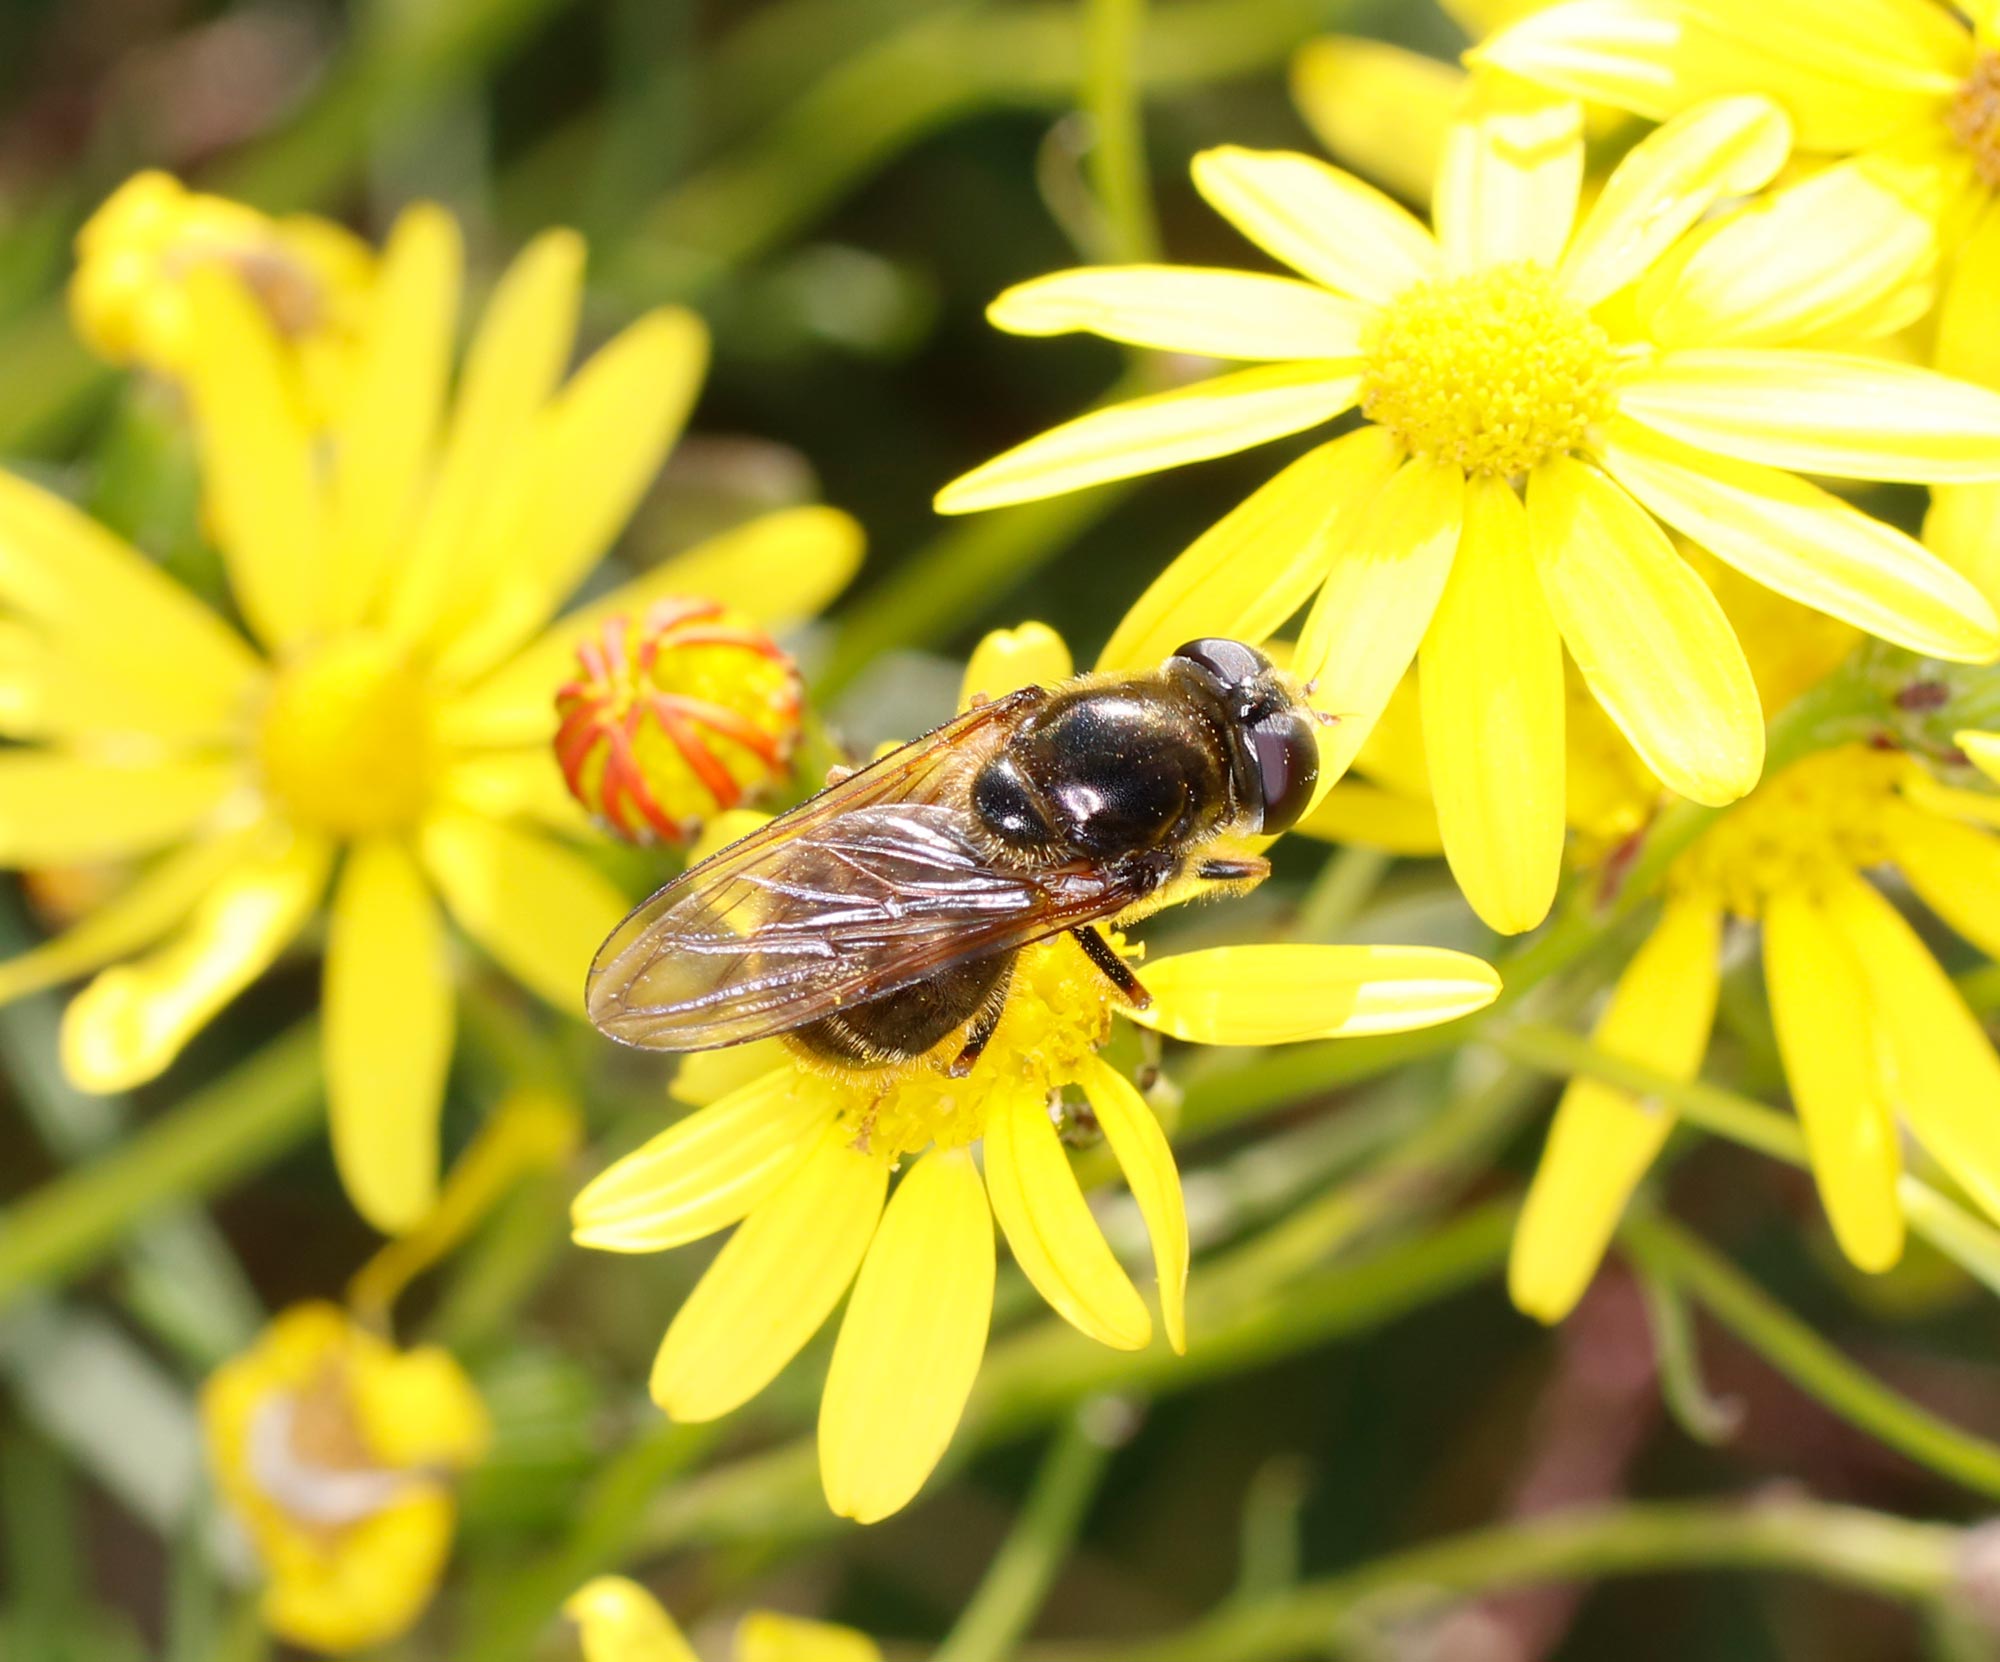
[2,1,1997,1659]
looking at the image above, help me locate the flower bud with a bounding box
[554,599,804,846]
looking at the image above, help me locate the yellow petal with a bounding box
[1296,457,1466,785]
[1598,419,2000,662]
[1420,476,1565,934]
[0,472,259,743]
[650,1127,885,1421]
[1616,351,2000,484]
[1527,456,1762,805]
[1129,942,1500,1044]
[819,1149,993,1523]
[182,266,328,649]
[1959,730,2000,788]
[1294,781,1444,854]
[984,1084,1151,1350]
[1290,36,1464,209]
[670,1037,792,1106]
[1923,483,2000,612]
[1937,198,2000,389]
[1558,95,1790,307]
[384,229,586,646]
[418,812,626,1013]
[1189,145,1439,304]
[1079,1055,1188,1354]
[1434,79,1582,274]
[432,306,711,685]
[572,1068,828,1252]
[1763,888,1904,1272]
[1823,871,2000,1226]
[324,838,455,1233]
[737,1612,883,1662]
[261,1491,457,1653]
[62,829,330,1091]
[1098,427,1402,673]
[325,204,462,630]
[1886,801,2000,963]
[961,622,1072,709]
[438,506,864,749]
[0,752,240,866]
[438,748,595,838]
[990,266,1370,360]
[1636,158,1934,349]
[932,363,1361,515]
[565,1577,699,1662]
[1509,894,1721,1322]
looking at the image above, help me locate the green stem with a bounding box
[1083,0,1160,264]
[1016,1500,1965,1662]
[1623,1212,2000,1500]
[934,1410,1121,1662]
[0,1020,322,1314]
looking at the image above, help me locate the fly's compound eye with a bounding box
[1170,637,1270,692]
[1248,708,1319,835]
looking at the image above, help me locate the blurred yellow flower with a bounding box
[1476,0,2000,385]
[572,625,1502,1523]
[0,194,862,1231]
[936,90,2000,939]
[566,1576,880,1662]
[71,171,374,414]
[203,1302,488,1654]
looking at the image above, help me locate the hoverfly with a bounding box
[586,638,1320,1076]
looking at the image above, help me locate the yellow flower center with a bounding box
[259,635,435,837]
[1672,745,1906,917]
[1950,51,2000,190]
[1360,262,1616,477]
[821,933,1128,1164]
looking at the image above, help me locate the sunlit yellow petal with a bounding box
[1190,145,1438,303]
[325,204,462,630]
[990,267,1369,361]
[0,752,240,866]
[1885,801,2000,963]
[1130,943,1500,1044]
[1558,95,1789,307]
[438,506,864,748]
[1079,1055,1187,1353]
[438,748,595,837]
[62,830,330,1091]
[1099,427,1402,673]
[820,1149,993,1523]
[1824,871,2000,1225]
[1598,420,2000,661]
[670,1038,792,1106]
[651,1127,885,1421]
[933,364,1361,515]
[984,1084,1150,1350]
[1923,483,2000,611]
[565,1577,699,1662]
[1435,79,1582,274]
[1294,781,1444,854]
[737,1612,883,1662]
[961,622,1072,709]
[1510,894,1721,1322]
[1527,456,1761,804]
[419,812,626,1012]
[1291,36,1463,208]
[1296,458,1466,786]
[1420,476,1564,934]
[182,266,327,649]
[1959,730,2000,787]
[1938,199,2000,389]
[324,838,455,1233]
[1763,888,1904,1272]
[572,1068,828,1251]
[1616,351,2000,484]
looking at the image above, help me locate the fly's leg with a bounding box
[1070,925,1152,1010]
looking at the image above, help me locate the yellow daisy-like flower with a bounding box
[0,194,862,1231]
[935,90,2000,938]
[1475,0,2000,385]
[71,171,374,413]
[571,625,1502,1524]
[202,1302,489,1654]
[566,1576,880,1662]
[1512,731,2000,1322]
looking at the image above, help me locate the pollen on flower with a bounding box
[1360,263,1615,478]
[259,634,435,837]
[1672,746,1907,917]
[1950,52,2000,191]
[555,599,804,846]
[822,932,1131,1164]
